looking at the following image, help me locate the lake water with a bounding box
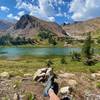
[0,47,81,59]
[0,47,100,59]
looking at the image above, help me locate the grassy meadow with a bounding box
[0,33,100,76]
[0,55,100,76]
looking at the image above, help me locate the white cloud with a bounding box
[56,13,63,17]
[7,13,19,20]
[56,7,63,17]
[15,0,68,22]
[58,0,65,5]
[39,0,56,16]
[18,11,25,16]
[64,12,67,17]
[69,0,100,21]
[48,17,55,22]
[0,6,9,12]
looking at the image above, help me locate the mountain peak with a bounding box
[14,14,35,29]
[6,14,66,37]
[20,14,37,21]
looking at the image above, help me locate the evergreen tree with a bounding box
[82,32,93,59]
[82,32,96,66]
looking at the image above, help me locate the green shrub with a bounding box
[72,52,81,61]
[61,57,67,64]
[96,82,100,89]
[89,68,96,73]
[97,37,100,43]
[2,96,9,100]
[38,30,54,40]
[48,37,57,46]
[84,58,97,66]
[26,92,36,100]
[46,59,53,67]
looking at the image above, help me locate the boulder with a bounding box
[59,86,73,95]
[68,79,78,88]
[91,73,96,79]
[91,72,100,79]
[33,68,53,82]
[0,72,10,79]
[33,68,46,80]
[46,68,52,76]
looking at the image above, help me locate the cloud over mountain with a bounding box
[0,0,100,24]
[7,14,19,20]
[70,0,100,21]
[15,0,68,22]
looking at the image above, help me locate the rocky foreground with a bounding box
[0,68,100,100]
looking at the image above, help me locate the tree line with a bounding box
[38,29,57,46]
[0,34,35,46]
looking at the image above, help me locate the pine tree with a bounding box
[82,32,96,66]
[82,32,93,59]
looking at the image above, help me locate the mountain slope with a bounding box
[63,17,100,38]
[0,20,13,30]
[7,14,66,38]
[0,20,13,36]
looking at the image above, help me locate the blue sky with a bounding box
[0,0,100,24]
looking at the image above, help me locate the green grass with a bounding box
[25,92,36,100]
[96,82,100,88]
[0,56,100,76]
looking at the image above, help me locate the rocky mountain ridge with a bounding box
[0,15,100,38]
[6,14,66,38]
[63,17,100,38]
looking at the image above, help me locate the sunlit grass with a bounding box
[0,56,100,76]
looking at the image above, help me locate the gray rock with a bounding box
[33,68,53,82]
[46,68,52,76]
[59,86,73,95]
[91,72,100,79]
[68,79,78,88]
[59,73,75,78]
[33,68,45,80]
